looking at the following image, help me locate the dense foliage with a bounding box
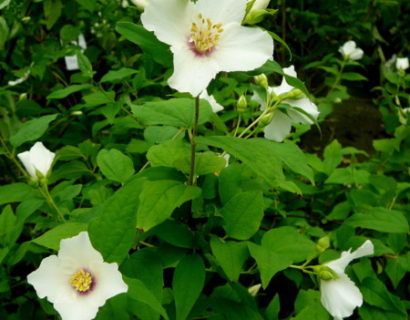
[0,0,409,319]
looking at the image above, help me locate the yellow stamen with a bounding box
[189,13,224,54]
[70,269,93,292]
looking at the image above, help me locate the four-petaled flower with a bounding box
[320,240,374,320]
[396,57,409,72]
[27,232,128,320]
[17,141,55,180]
[254,65,319,142]
[141,0,274,97]
[339,41,364,61]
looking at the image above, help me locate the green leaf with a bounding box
[0,206,16,246]
[265,294,280,320]
[32,223,87,250]
[292,289,329,320]
[100,68,138,83]
[210,237,249,281]
[0,183,38,206]
[325,167,370,185]
[132,98,213,128]
[175,152,227,176]
[97,149,135,183]
[269,141,314,183]
[262,226,316,263]
[0,0,11,10]
[74,0,96,11]
[345,208,409,233]
[116,22,172,67]
[197,136,305,192]
[385,253,410,288]
[221,191,264,240]
[77,52,94,79]
[361,277,406,315]
[10,114,57,147]
[248,243,290,289]
[151,220,194,248]
[136,180,201,231]
[147,140,190,168]
[323,140,343,175]
[0,17,9,50]
[47,84,93,99]
[341,72,367,81]
[126,277,169,320]
[173,254,205,320]
[89,177,144,262]
[43,0,62,30]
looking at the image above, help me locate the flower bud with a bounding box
[312,266,339,281]
[316,236,330,253]
[237,95,247,112]
[259,112,274,127]
[254,74,268,89]
[248,284,262,297]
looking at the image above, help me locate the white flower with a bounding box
[141,0,274,97]
[199,90,224,113]
[339,41,364,61]
[248,0,270,11]
[396,57,409,71]
[17,142,55,179]
[320,240,374,320]
[27,232,128,320]
[255,65,319,142]
[130,0,147,9]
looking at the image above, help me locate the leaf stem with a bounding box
[39,183,66,222]
[188,96,200,186]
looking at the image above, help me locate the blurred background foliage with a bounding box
[0,0,409,319]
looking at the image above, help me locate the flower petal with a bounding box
[30,142,55,176]
[195,0,247,24]
[27,255,67,302]
[199,90,224,113]
[320,273,363,319]
[214,23,273,73]
[141,0,192,46]
[91,262,128,305]
[326,240,374,274]
[54,298,101,320]
[168,46,220,96]
[271,66,296,95]
[17,150,36,178]
[350,48,363,61]
[58,232,104,270]
[263,111,292,142]
[286,97,319,124]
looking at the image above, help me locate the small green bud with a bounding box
[259,112,274,127]
[254,74,269,89]
[237,95,247,112]
[248,284,262,297]
[316,236,330,253]
[27,177,39,188]
[312,265,339,281]
[244,9,267,25]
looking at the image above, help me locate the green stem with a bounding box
[188,96,200,186]
[328,59,346,94]
[39,183,66,222]
[0,137,28,177]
